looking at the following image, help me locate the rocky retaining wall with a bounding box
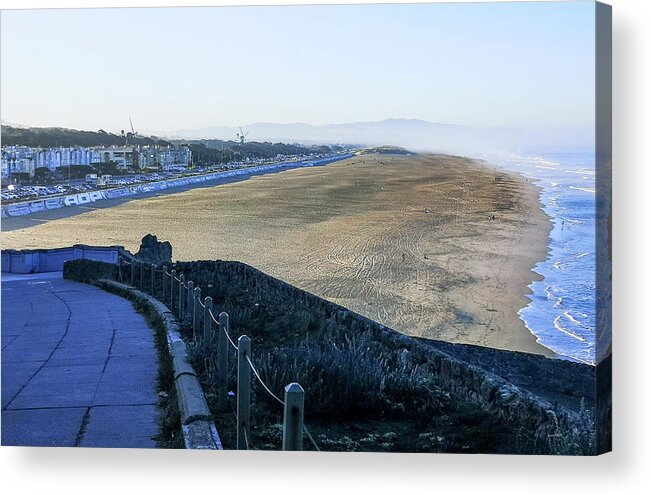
[173,260,596,453]
[64,256,599,454]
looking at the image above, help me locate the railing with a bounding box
[117,254,318,451]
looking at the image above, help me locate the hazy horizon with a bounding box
[1,1,596,151]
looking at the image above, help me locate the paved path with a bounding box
[1,272,160,447]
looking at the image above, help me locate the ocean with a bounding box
[485,151,604,365]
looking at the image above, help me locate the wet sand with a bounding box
[1,154,553,356]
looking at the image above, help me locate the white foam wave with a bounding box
[569,186,596,194]
[553,315,588,343]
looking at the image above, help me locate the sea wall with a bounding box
[1,154,353,218]
[1,244,121,273]
[172,260,596,450]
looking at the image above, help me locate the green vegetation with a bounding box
[361,145,413,155]
[177,139,343,167]
[2,125,170,148]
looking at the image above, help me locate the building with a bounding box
[1,143,192,180]
[137,145,192,171]
[95,147,137,170]
[1,146,36,180]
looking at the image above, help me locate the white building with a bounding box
[96,147,136,170]
[1,146,36,179]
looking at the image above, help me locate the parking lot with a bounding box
[1,170,202,204]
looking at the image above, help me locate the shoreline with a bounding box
[1,153,555,358]
[475,158,556,358]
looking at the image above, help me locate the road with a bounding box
[1,272,161,447]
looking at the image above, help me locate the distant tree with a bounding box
[33,167,53,184]
[56,165,95,180]
[1,125,172,148]
[93,162,121,175]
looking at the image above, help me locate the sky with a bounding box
[1,1,595,135]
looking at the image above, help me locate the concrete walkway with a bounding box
[1,272,160,447]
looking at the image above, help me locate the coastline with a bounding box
[473,158,554,357]
[1,153,554,357]
[485,152,598,365]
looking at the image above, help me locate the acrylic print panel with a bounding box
[0,1,611,454]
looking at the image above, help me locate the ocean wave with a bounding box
[563,310,591,329]
[544,286,556,300]
[553,315,588,343]
[484,151,598,365]
[565,168,596,176]
[569,186,596,194]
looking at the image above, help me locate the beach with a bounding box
[1,154,553,356]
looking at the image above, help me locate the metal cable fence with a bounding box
[117,252,317,451]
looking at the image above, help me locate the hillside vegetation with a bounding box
[1,125,171,148]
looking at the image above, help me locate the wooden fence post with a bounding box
[203,297,213,352]
[139,261,144,291]
[118,260,123,283]
[130,260,135,287]
[217,312,229,412]
[282,383,305,451]
[170,269,176,311]
[178,273,185,318]
[186,280,193,316]
[193,286,202,341]
[237,335,251,450]
[186,281,194,329]
[150,264,155,295]
[162,265,167,302]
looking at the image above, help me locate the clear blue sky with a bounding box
[1,2,595,133]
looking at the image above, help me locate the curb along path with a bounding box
[95,278,222,449]
[1,273,160,447]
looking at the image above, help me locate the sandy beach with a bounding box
[1,154,553,356]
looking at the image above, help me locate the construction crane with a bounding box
[236,126,249,145]
[120,117,140,146]
[123,117,140,170]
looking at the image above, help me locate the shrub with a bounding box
[254,334,449,420]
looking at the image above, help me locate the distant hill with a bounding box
[172,139,341,166]
[157,118,594,155]
[161,118,473,149]
[1,125,171,148]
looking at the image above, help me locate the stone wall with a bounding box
[172,260,598,453]
[64,256,601,454]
